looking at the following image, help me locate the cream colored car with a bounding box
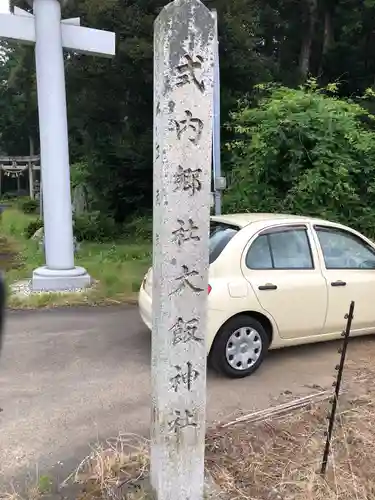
[138,213,375,378]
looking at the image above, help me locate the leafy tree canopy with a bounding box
[224,81,375,237]
[3,0,375,224]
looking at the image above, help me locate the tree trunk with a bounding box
[29,135,34,157]
[319,1,335,74]
[28,135,34,198]
[299,0,318,81]
[322,7,334,57]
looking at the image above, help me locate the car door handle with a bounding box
[331,280,347,287]
[258,284,277,291]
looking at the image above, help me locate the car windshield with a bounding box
[210,221,239,264]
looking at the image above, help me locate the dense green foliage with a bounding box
[24,212,117,242]
[18,197,39,214]
[224,83,375,236]
[3,0,375,227]
[24,218,43,239]
[73,211,117,242]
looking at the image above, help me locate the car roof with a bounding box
[210,213,329,229]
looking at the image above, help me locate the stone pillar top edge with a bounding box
[26,0,68,6]
[155,0,213,27]
[157,0,210,14]
[164,0,206,5]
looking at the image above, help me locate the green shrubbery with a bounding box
[74,211,117,242]
[25,218,43,239]
[23,211,153,244]
[123,215,152,241]
[1,192,19,200]
[224,81,375,238]
[24,212,117,243]
[19,197,39,214]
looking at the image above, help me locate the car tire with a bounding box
[209,315,269,379]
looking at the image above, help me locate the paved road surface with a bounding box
[0,306,343,485]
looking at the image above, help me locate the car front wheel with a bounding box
[210,315,269,378]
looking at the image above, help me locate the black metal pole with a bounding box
[320,300,355,475]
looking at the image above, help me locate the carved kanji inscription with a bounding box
[169,409,198,433]
[174,165,202,196]
[176,54,205,92]
[169,265,204,296]
[174,110,203,145]
[170,362,200,392]
[172,218,200,246]
[169,317,203,345]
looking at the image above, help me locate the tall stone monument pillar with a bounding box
[151,1,215,500]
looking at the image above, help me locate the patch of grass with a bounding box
[62,434,217,500]
[0,208,152,309]
[0,206,36,237]
[63,434,151,500]
[0,474,53,500]
[35,477,52,495]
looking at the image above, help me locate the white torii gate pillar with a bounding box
[0,0,115,291]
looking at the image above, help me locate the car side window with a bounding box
[315,226,375,269]
[246,227,314,270]
[246,234,272,269]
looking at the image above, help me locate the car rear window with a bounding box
[210,221,239,264]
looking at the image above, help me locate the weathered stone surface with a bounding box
[151,1,215,500]
[32,227,44,241]
[72,183,88,215]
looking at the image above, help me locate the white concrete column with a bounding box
[32,0,90,291]
[33,0,73,269]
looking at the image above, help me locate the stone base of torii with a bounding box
[0,0,115,292]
